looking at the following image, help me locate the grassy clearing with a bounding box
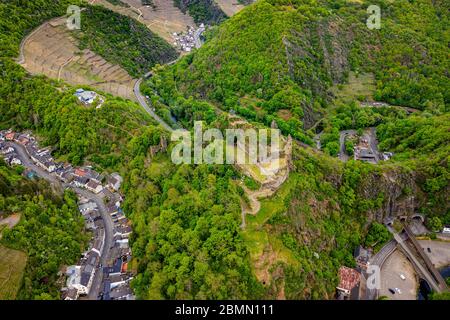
[242,175,299,276]
[332,72,376,102]
[0,245,27,300]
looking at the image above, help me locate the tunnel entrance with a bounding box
[417,278,432,300]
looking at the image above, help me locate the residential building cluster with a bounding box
[172,23,206,52]
[344,131,393,164]
[353,137,393,163]
[336,246,372,300]
[64,192,133,300]
[0,129,134,300]
[102,201,134,300]
[0,133,23,166]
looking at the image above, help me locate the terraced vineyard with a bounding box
[214,0,245,16]
[92,0,196,43]
[20,18,137,100]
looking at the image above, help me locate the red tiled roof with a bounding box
[337,266,360,291]
[74,168,86,177]
[5,133,15,140]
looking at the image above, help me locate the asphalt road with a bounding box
[339,129,356,162]
[367,127,380,162]
[10,142,114,300]
[133,78,174,132]
[74,187,114,300]
[417,240,450,269]
[12,142,60,184]
[393,233,442,293]
[366,239,397,300]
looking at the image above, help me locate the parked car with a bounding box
[427,247,431,253]
[388,288,396,294]
[395,288,402,294]
[399,274,406,280]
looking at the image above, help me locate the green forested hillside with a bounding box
[75,5,179,78]
[144,0,449,212]
[0,59,157,167]
[123,158,263,299]
[0,161,88,300]
[173,0,227,24]
[0,0,448,300]
[0,0,81,57]
[144,0,448,134]
[377,113,450,218]
[139,0,449,299]
[0,0,263,300]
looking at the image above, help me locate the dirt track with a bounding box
[20,18,136,100]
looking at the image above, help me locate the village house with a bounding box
[75,89,96,104]
[73,175,90,188]
[336,266,361,300]
[381,152,393,161]
[62,287,79,300]
[104,258,124,278]
[30,152,56,173]
[107,204,119,216]
[65,259,98,298]
[0,146,15,155]
[74,89,105,108]
[86,180,104,194]
[78,200,98,214]
[114,224,132,238]
[107,173,123,192]
[116,238,129,249]
[73,167,102,184]
[111,212,127,224]
[17,135,30,146]
[109,284,135,300]
[10,157,22,166]
[5,132,16,141]
[91,228,105,256]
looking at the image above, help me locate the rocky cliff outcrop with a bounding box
[356,168,424,223]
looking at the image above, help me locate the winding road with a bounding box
[9,142,114,300]
[133,58,181,132]
[366,239,397,299]
[133,78,174,132]
[17,13,178,134]
[339,129,356,162]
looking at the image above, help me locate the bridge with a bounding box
[366,239,397,300]
[393,225,447,293]
[366,224,448,299]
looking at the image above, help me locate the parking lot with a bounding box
[380,250,417,300]
[417,239,450,268]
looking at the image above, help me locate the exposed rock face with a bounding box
[283,17,358,130]
[148,135,169,157]
[356,168,422,223]
[285,18,354,92]
[318,18,356,85]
